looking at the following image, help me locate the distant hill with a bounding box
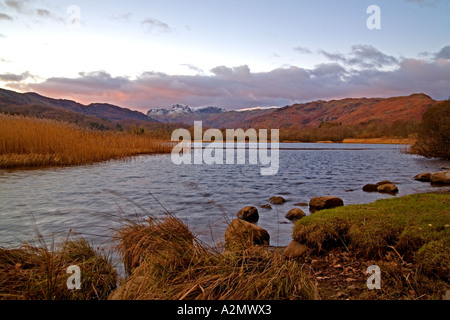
[0,88,159,128]
[146,94,439,129]
[1,88,439,134]
[147,104,226,124]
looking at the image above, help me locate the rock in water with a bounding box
[225,219,270,249]
[377,183,399,193]
[260,204,272,210]
[269,196,286,205]
[309,196,344,210]
[282,241,308,259]
[430,171,450,184]
[237,206,259,223]
[363,184,378,192]
[285,208,306,221]
[376,180,393,186]
[414,172,431,182]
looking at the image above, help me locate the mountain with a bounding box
[239,93,438,129]
[147,104,226,124]
[0,88,157,124]
[146,94,439,129]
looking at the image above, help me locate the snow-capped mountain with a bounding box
[146,104,225,117]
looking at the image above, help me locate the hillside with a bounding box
[0,88,159,128]
[242,94,438,129]
[145,94,439,130]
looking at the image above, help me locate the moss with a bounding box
[293,193,450,268]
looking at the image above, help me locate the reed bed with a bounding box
[111,215,318,300]
[0,113,173,169]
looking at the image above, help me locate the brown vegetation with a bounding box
[0,113,173,169]
[0,238,117,300]
[410,100,450,159]
[111,215,318,300]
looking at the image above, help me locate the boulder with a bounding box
[225,219,270,249]
[376,180,393,186]
[237,206,259,223]
[285,208,306,221]
[269,196,286,205]
[430,171,450,184]
[282,241,308,259]
[309,196,344,210]
[377,183,399,193]
[414,172,431,182]
[362,184,378,192]
[260,204,272,210]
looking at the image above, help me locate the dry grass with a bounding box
[0,113,173,169]
[0,238,118,300]
[111,215,318,300]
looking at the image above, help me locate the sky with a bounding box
[0,0,449,112]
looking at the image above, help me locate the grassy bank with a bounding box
[293,192,450,299]
[0,113,173,169]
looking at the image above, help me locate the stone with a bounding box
[430,171,450,184]
[294,202,308,207]
[362,184,378,192]
[282,241,308,259]
[269,196,286,205]
[414,172,431,182]
[376,180,393,186]
[237,206,259,223]
[224,219,270,249]
[377,183,399,193]
[260,204,272,210]
[285,208,306,221]
[309,196,344,210]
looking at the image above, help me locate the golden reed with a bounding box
[0,113,172,168]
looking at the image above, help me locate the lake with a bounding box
[1,143,449,253]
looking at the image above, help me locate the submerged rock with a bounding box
[237,206,259,223]
[225,219,270,249]
[414,172,431,182]
[269,196,286,205]
[363,184,378,192]
[430,171,450,184]
[260,204,272,210]
[309,196,344,210]
[294,202,308,207]
[285,208,306,221]
[376,180,393,186]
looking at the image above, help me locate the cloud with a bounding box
[294,46,312,54]
[180,64,204,74]
[110,12,132,22]
[320,45,398,68]
[5,0,25,13]
[435,46,450,60]
[9,45,450,111]
[142,18,172,34]
[0,71,33,82]
[0,12,13,21]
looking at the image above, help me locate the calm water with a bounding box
[1,143,449,252]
